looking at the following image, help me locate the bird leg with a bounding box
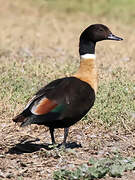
[49,127,56,144]
[62,127,69,145]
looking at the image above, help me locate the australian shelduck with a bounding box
[13,24,123,146]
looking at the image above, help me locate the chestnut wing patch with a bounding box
[31,97,57,115]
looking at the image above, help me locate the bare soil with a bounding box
[1,122,135,179]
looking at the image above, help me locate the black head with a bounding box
[80,24,123,43]
[79,24,123,55]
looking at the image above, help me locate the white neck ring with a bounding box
[80,54,96,59]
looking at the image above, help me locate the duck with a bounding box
[13,24,123,146]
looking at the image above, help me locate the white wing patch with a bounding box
[30,97,45,115]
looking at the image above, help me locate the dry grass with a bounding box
[0,0,135,179]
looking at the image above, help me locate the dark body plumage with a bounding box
[15,77,95,128]
[13,24,123,145]
[13,77,95,144]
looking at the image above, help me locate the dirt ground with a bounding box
[0,0,135,179]
[1,122,135,179]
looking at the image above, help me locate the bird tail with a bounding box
[13,112,59,127]
[13,113,34,127]
[20,113,60,127]
[12,113,26,123]
[12,109,31,125]
[20,116,35,127]
[12,111,45,127]
[20,115,47,127]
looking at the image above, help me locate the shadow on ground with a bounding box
[7,139,82,154]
